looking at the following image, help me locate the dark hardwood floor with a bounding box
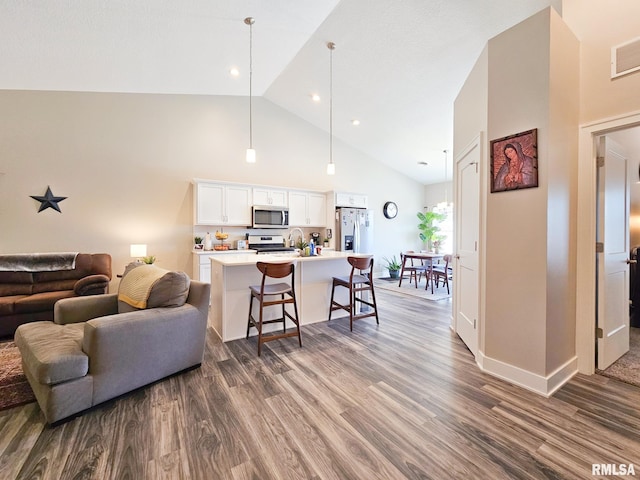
[1,289,639,479]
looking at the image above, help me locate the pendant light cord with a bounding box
[249,19,253,149]
[328,42,335,167]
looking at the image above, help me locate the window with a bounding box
[432,203,453,253]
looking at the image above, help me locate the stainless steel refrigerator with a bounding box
[335,208,374,253]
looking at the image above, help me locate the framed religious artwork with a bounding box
[490,129,538,193]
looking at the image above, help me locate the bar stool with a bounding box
[246,261,302,356]
[328,255,379,331]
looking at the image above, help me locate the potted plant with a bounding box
[323,238,330,248]
[417,211,446,251]
[383,255,402,279]
[432,234,446,254]
[142,255,156,264]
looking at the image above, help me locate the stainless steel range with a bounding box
[247,235,296,255]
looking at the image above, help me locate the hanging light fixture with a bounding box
[326,41,336,175]
[437,149,451,209]
[245,17,256,163]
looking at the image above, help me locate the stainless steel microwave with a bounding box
[252,206,289,229]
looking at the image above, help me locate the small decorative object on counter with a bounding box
[323,238,330,247]
[214,231,230,250]
[204,232,213,251]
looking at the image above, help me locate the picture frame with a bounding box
[490,128,538,193]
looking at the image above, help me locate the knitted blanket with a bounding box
[118,265,167,309]
[0,252,78,272]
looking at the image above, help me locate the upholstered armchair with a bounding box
[14,264,210,424]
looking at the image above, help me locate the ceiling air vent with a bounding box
[611,36,640,79]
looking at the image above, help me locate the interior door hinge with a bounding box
[473,318,477,329]
[597,156,605,168]
[596,327,604,338]
[596,242,604,253]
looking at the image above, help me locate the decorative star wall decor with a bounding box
[30,186,67,213]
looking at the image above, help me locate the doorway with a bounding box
[596,127,640,384]
[576,115,640,375]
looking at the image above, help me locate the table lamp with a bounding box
[130,244,147,263]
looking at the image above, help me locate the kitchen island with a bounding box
[209,251,358,342]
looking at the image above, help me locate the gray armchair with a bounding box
[15,278,210,424]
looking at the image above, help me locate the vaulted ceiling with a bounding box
[0,0,561,184]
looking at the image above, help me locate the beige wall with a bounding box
[485,9,552,375]
[0,91,424,282]
[454,8,579,385]
[563,0,640,124]
[545,11,580,373]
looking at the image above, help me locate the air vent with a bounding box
[611,36,640,79]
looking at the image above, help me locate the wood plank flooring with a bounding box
[1,289,640,479]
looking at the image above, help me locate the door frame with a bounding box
[452,134,483,361]
[576,110,640,374]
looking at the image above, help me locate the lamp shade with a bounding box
[246,148,256,164]
[130,244,147,258]
[326,163,335,175]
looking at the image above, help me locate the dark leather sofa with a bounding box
[0,253,112,337]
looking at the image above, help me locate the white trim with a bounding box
[481,354,578,396]
[576,110,640,374]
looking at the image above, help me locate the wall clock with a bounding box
[383,201,398,219]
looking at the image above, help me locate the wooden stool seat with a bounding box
[246,261,302,356]
[328,255,379,331]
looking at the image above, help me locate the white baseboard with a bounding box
[478,352,578,397]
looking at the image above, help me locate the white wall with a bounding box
[0,91,424,281]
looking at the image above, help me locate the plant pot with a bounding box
[389,269,400,279]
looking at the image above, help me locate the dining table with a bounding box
[398,251,445,293]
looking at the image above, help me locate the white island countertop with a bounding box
[209,250,367,342]
[210,250,357,266]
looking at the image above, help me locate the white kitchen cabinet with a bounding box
[194,182,252,226]
[335,192,368,209]
[289,191,327,226]
[252,187,288,207]
[192,250,256,284]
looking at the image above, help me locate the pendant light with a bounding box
[327,42,336,175]
[245,17,256,163]
[437,149,451,209]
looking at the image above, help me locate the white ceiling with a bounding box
[0,0,561,184]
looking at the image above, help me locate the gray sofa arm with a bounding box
[54,294,119,325]
[83,304,207,405]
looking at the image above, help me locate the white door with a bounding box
[454,139,480,357]
[597,136,630,370]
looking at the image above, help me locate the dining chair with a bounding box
[399,251,427,288]
[431,254,453,294]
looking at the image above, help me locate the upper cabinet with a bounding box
[289,191,327,226]
[335,192,368,209]
[194,181,252,226]
[252,187,288,207]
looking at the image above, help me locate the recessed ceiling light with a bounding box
[351,119,360,126]
[229,67,240,77]
[418,161,428,166]
[311,94,321,102]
